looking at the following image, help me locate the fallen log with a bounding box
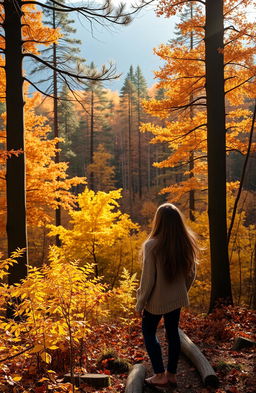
[125,363,146,393]
[232,336,256,351]
[64,373,110,388]
[179,328,219,388]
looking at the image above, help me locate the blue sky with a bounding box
[73,2,177,91]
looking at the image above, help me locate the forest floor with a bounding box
[143,349,203,393]
[90,306,256,393]
[1,307,255,393]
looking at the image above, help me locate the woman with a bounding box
[136,203,198,388]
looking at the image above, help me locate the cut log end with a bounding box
[232,336,256,351]
[204,374,219,388]
[125,364,146,393]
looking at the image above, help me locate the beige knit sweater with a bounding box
[135,238,196,315]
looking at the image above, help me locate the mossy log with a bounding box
[179,328,219,388]
[125,363,146,393]
[64,373,110,388]
[232,336,256,350]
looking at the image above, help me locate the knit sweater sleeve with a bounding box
[185,261,196,291]
[135,241,156,313]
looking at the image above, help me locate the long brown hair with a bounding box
[148,203,198,281]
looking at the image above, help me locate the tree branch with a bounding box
[223,0,244,17]
[21,1,130,25]
[225,76,254,95]
[22,0,155,23]
[0,346,34,363]
[169,155,207,170]
[153,123,207,143]
[226,148,245,155]
[169,96,207,112]
[24,53,119,81]
[227,100,256,244]
[24,77,64,100]
[57,73,90,116]
[172,75,205,82]
[162,0,205,6]
[22,39,56,45]
[224,62,252,70]
[163,55,205,62]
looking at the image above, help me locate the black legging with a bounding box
[142,308,181,374]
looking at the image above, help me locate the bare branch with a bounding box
[24,77,57,99]
[22,1,84,13]
[57,73,90,116]
[22,0,156,24]
[227,100,256,244]
[22,39,56,45]
[24,53,119,81]
[24,77,85,104]
[226,148,245,155]
[160,0,205,6]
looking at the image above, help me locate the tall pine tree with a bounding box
[120,69,136,210]
[82,62,111,190]
[134,66,148,198]
[58,84,80,162]
[47,0,82,244]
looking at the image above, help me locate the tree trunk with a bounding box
[205,0,233,311]
[137,92,142,199]
[90,90,94,190]
[4,0,28,289]
[189,151,195,221]
[147,143,151,190]
[162,141,166,187]
[189,6,195,221]
[53,9,61,246]
[251,242,256,309]
[128,92,132,211]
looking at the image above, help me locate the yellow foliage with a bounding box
[0,250,139,376]
[0,93,85,230]
[0,2,60,95]
[142,0,255,204]
[48,188,140,280]
[87,144,115,192]
[186,188,256,310]
[109,268,138,323]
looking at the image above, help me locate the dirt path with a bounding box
[143,326,205,393]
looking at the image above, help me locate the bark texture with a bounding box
[4,0,28,288]
[205,0,233,311]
